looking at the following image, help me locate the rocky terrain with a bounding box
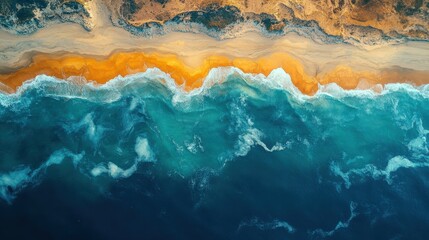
[106,0,429,44]
[1,0,428,44]
[0,0,94,34]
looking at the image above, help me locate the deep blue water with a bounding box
[0,68,429,239]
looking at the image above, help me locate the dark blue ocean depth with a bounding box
[0,69,429,239]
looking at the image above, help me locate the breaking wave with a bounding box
[0,67,428,239]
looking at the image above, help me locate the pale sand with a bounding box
[1,21,428,73]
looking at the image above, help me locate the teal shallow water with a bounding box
[0,68,428,239]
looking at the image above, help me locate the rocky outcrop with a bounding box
[108,0,429,44]
[0,0,92,34]
[1,0,428,45]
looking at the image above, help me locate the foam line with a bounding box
[0,149,84,204]
[0,68,428,111]
[331,119,429,189]
[90,136,155,179]
[237,217,296,234]
[310,202,358,238]
[331,156,429,189]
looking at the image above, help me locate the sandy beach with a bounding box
[0,0,428,95]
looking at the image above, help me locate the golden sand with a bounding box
[1,52,428,95]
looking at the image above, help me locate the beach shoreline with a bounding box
[1,9,428,95]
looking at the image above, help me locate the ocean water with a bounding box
[0,68,428,239]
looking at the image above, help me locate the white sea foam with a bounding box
[135,137,154,161]
[90,136,155,179]
[235,127,289,157]
[0,148,84,203]
[331,156,429,189]
[331,118,429,189]
[0,167,32,204]
[81,113,100,143]
[90,162,139,179]
[310,202,358,238]
[1,67,428,108]
[237,217,296,234]
[407,119,429,156]
[64,113,105,145]
[184,135,204,154]
[229,96,290,158]
[317,82,378,99]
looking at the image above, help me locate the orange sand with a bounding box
[1,52,428,95]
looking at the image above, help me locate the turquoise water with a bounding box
[0,68,429,239]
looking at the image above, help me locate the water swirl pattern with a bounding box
[1,1,429,239]
[0,68,428,239]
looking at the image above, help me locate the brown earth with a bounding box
[105,0,429,42]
